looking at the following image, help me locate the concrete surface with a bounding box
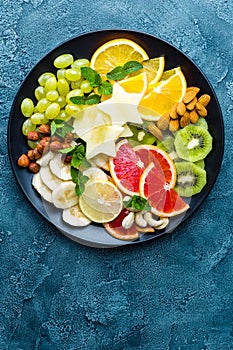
[0,0,233,349]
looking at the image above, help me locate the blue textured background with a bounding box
[1,0,233,349]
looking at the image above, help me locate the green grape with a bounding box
[66,89,83,104]
[80,80,93,94]
[57,78,70,96]
[57,69,66,80]
[71,58,90,69]
[71,80,82,89]
[57,110,70,121]
[36,98,51,113]
[45,102,60,119]
[65,104,82,116]
[31,113,48,125]
[65,68,81,82]
[56,96,66,108]
[44,76,57,92]
[54,54,74,69]
[21,98,34,118]
[22,118,36,135]
[34,86,46,100]
[28,140,39,149]
[46,90,59,101]
[38,72,55,86]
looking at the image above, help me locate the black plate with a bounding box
[8,29,224,248]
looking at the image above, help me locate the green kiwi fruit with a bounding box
[195,117,208,129]
[174,125,212,162]
[175,161,207,197]
[194,159,205,169]
[127,124,157,147]
[156,135,178,160]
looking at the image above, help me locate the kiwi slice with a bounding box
[194,159,205,169]
[127,124,157,146]
[174,125,212,162]
[195,117,208,129]
[156,136,178,160]
[175,162,207,197]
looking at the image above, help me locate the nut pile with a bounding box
[149,87,211,138]
[17,124,74,173]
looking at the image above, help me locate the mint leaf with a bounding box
[50,120,57,136]
[70,96,86,105]
[86,94,100,105]
[98,81,113,96]
[123,61,143,75]
[107,66,125,81]
[123,195,151,211]
[81,67,102,87]
[71,144,86,168]
[59,145,76,154]
[71,167,89,196]
[55,122,73,138]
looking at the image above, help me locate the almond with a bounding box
[170,103,179,119]
[186,97,197,110]
[180,111,190,128]
[148,123,163,140]
[198,94,211,107]
[157,112,170,130]
[189,109,199,124]
[169,119,179,132]
[182,87,200,104]
[176,102,186,116]
[195,102,207,117]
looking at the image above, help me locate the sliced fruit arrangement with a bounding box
[17,38,214,241]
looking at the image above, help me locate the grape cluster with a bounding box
[21,54,92,147]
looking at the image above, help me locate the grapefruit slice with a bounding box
[104,208,139,240]
[109,139,144,196]
[110,141,176,196]
[134,144,176,188]
[140,162,189,217]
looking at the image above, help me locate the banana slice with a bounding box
[83,167,108,181]
[40,166,62,191]
[89,153,110,171]
[52,181,78,209]
[36,151,54,167]
[62,204,91,226]
[32,173,53,203]
[49,153,72,180]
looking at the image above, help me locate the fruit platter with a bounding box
[8,30,224,247]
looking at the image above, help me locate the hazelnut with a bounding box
[33,148,42,160]
[18,154,30,168]
[29,162,40,173]
[64,132,74,143]
[38,124,50,135]
[63,155,72,164]
[51,135,63,143]
[27,149,35,161]
[27,131,39,141]
[62,142,71,149]
[50,141,63,151]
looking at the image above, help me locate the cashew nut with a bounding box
[122,212,135,229]
[144,212,164,227]
[135,211,147,228]
[155,217,169,230]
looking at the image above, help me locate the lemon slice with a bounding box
[142,57,165,87]
[90,38,149,76]
[79,180,123,223]
[139,67,187,121]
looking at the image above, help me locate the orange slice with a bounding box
[142,57,165,87]
[90,38,149,77]
[139,67,187,121]
[118,71,147,94]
